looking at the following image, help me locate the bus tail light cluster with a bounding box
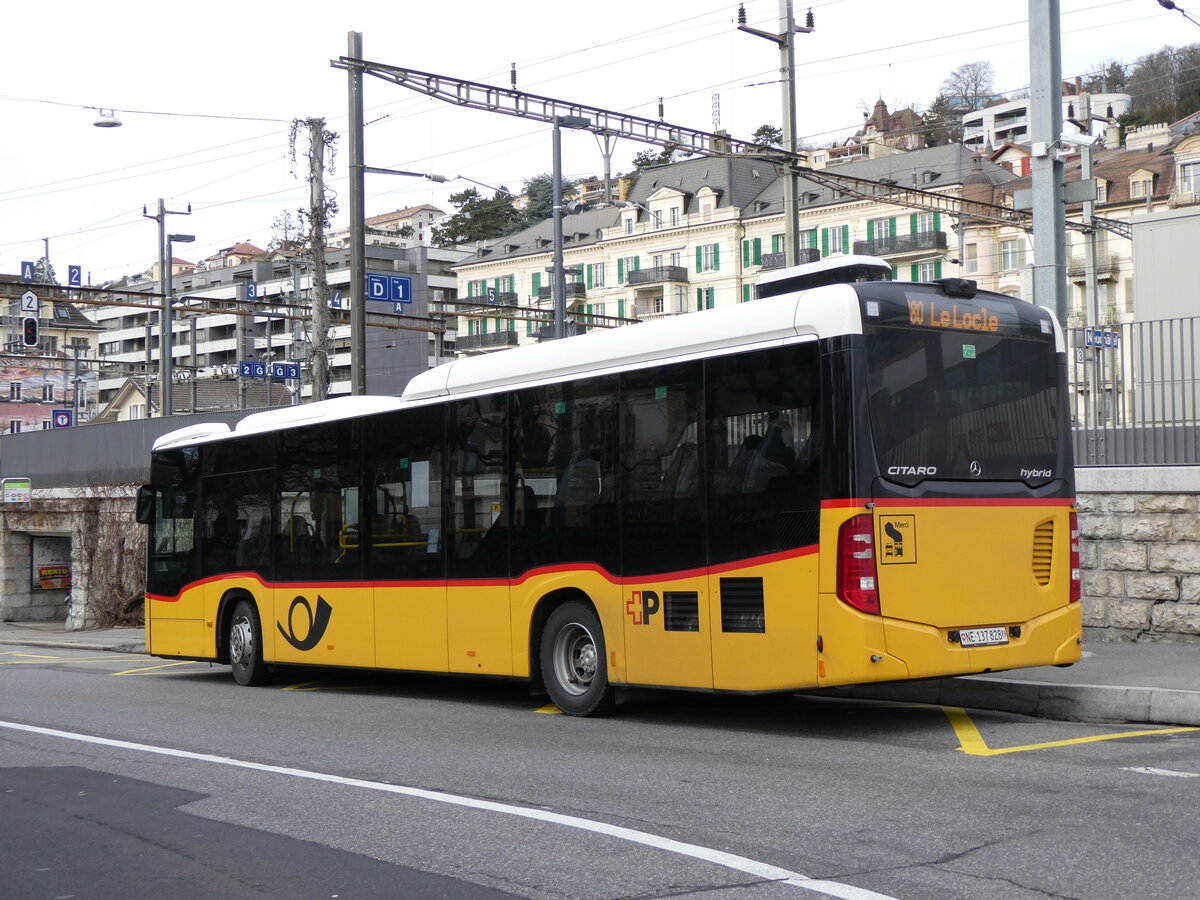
[1069,511,1081,603]
[837,514,880,615]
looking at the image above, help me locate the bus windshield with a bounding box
[860,289,1061,486]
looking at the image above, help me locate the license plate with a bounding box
[958,626,1009,647]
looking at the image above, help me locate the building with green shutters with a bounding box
[451,144,1018,353]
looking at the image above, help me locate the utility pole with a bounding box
[738,2,814,266]
[1029,0,1068,324]
[308,117,333,402]
[143,198,191,417]
[347,30,367,395]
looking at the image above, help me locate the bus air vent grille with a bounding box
[664,591,700,632]
[720,577,766,633]
[1032,520,1054,586]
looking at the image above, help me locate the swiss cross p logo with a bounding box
[625,590,660,626]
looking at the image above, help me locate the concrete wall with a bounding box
[1077,467,1200,642]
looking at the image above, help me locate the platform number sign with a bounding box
[366,273,412,304]
[238,360,267,378]
[68,265,82,288]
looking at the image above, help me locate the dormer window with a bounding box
[1129,170,1155,199]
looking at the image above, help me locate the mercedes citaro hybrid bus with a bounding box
[137,255,1081,715]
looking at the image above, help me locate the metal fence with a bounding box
[1068,316,1200,466]
[0,408,262,488]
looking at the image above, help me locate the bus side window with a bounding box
[705,345,821,565]
[276,420,361,579]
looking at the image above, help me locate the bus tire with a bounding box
[540,601,613,717]
[229,599,270,686]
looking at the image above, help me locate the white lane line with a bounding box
[1122,766,1200,778]
[0,718,894,900]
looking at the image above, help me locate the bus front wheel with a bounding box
[541,601,613,716]
[229,599,270,686]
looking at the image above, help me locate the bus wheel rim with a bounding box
[230,615,252,666]
[553,623,596,697]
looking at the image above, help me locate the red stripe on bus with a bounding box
[824,497,1075,509]
[144,547,822,602]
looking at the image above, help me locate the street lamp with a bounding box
[160,232,194,417]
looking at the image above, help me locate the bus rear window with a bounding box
[863,312,1060,486]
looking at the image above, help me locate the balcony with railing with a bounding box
[853,230,948,258]
[536,283,586,300]
[627,266,688,286]
[455,330,519,352]
[465,290,519,307]
[1067,252,1121,283]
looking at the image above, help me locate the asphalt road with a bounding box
[2,649,1199,900]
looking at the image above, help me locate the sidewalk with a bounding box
[825,641,1200,727]
[0,621,146,655]
[2,621,1197,726]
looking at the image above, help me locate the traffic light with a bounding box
[21,317,38,348]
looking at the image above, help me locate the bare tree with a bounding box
[291,118,339,403]
[268,209,300,251]
[940,61,997,112]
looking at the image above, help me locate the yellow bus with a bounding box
[137,256,1080,715]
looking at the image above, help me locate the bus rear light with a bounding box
[1069,511,1081,603]
[837,514,880,615]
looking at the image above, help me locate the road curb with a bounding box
[0,639,147,654]
[820,676,1200,727]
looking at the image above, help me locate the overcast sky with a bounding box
[0,0,1186,284]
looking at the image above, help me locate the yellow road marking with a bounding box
[1,655,120,665]
[535,703,563,714]
[111,661,202,676]
[943,705,1198,755]
[281,681,371,692]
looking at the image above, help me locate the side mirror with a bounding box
[135,485,157,525]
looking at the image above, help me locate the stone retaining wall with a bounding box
[0,486,143,629]
[1077,467,1200,643]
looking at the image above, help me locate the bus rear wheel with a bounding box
[229,599,270,686]
[541,601,613,716]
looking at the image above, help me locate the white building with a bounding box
[962,92,1131,150]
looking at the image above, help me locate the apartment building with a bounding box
[91,242,468,413]
[963,121,1198,325]
[0,278,104,432]
[962,91,1131,150]
[452,144,1018,351]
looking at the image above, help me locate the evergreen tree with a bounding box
[34,257,58,285]
[431,187,519,247]
[509,172,580,233]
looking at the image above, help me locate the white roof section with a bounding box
[150,396,405,451]
[152,422,231,451]
[234,396,404,436]
[754,254,891,291]
[402,282,862,402]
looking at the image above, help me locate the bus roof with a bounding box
[402,281,861,402]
